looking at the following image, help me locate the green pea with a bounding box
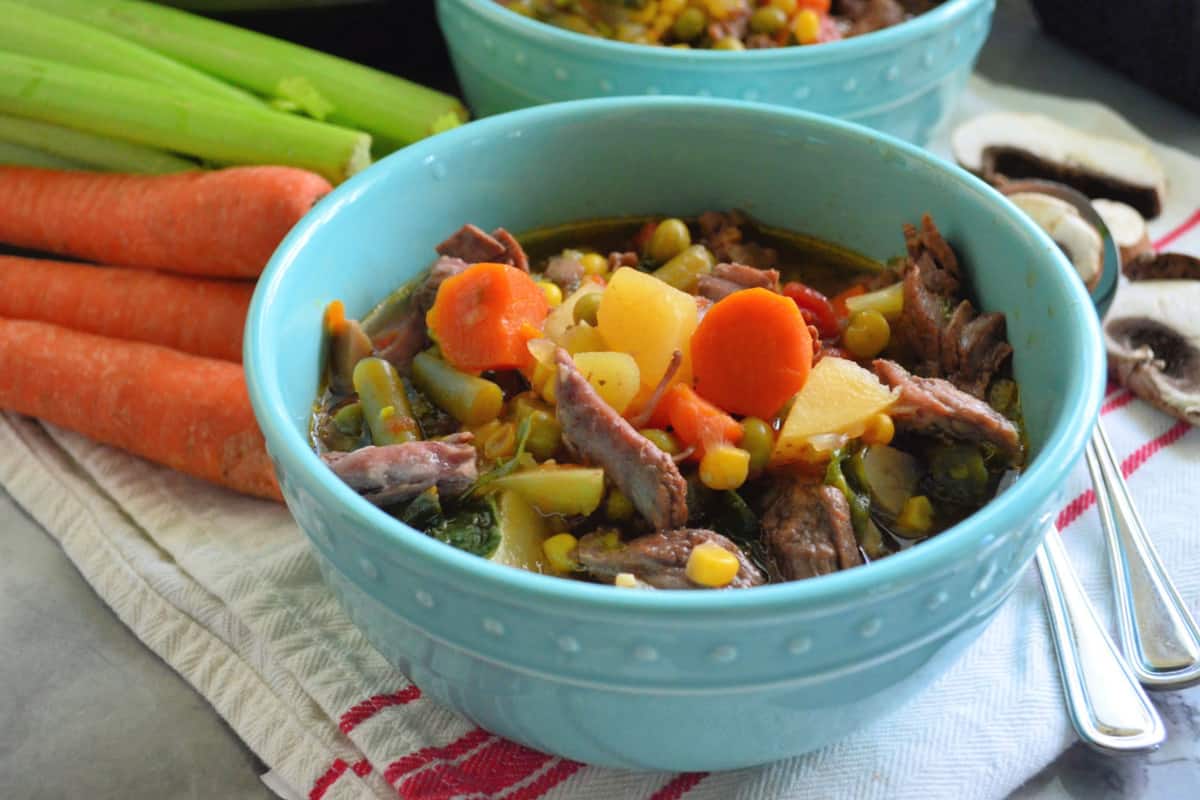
[572,291,602,326]
[749,5,788,35]
[639,428,681,456]
[647,218,692,264]
[671,6,707,42]
[740,417,775,473]
[605,487,635,521]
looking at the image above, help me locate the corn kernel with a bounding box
[614,572,639,588]
[543,533,580,573]
[897,495,934,534]
[579,252,609,277]
[537,280,563,307]
[686,542,740,588]
[699,444,750,491]
[861,413,895,446]
[793,8,820,44]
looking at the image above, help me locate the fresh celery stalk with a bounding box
[23,0,469,147]
[0,0,259,108]
[0,53,371,183]
[0,115,195,174]
[0,140,86,170]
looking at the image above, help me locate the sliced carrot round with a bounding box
[690,287,813,419]
[426,262,549,374]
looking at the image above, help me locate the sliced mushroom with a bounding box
[1123,251,1200,282]
[1092,199,1153,267]
[1105,278,1200,426]
[1007,191,1104,290]
[952,111,1167,219]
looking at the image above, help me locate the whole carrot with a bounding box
[0,256,252,362]
[0,165,332,278]
[0,317,281,501]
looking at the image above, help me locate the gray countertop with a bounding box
[2,2,1197,798]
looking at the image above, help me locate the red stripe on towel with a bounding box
[396,738,553,799]
[309,758,349,800]
[1152,209,1200,251]
[649,772,710,800]
[338,685,422,733]
[1056,420,1191,530]
[383,728,493,784]
[1101,390,1134,415]
[500,759,585,800]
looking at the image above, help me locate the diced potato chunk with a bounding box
[597,267,697,389]
[491,467,605,516]
[772,357,898,464]
[572,351,641,415]
[490,490,554,574]
[544,284,603,344]
[561,322,606,355]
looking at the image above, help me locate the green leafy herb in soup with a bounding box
[313,211,1025,589]
[497,0,942,50]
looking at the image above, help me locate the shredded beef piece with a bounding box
[575,528,765,589]
[839,0,908,36]
[608,251,639,271]
[873,359,1023,459]
[698,211,778,269]
[376,256,469,371]
[436,224,507,263]
[554,348,688,530]
[894,215,1011,396]
[697,262,782,300]
[762,477,862,580]
[321,433,478,507]
[491,227,529,272]
[545,254,585,293]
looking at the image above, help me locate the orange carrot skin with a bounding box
[0,166,332,279]
[427,262,549,374]
[0,256,252,362]
[0,317,281,501]
[691,287,813,419]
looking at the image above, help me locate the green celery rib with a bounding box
[0,0,260,108]
[0,140,87,170]
[22,0,470,147]
[0,115,196,174]
[0,53,371,183]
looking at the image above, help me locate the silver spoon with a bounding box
[1000,179,1200,691]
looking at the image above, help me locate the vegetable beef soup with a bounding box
[496,1,943,50]
[313,211,1025,589]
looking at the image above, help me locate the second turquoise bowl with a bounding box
[245,97,1103,771]
[436,0,995,144]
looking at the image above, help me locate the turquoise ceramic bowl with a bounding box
[436,0,995,144]
[245,97,1103,772]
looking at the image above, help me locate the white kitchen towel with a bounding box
[3,76,1199,800]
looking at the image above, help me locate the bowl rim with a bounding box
[440,0,992,64]
[246,95,1104,618]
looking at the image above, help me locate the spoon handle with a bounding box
[1035,528,1164,754]
[1086,424,1200,689]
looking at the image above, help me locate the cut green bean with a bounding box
[24,0,469,148]
[0,1,259,107]
[0,52,371,183]
[353,357,419,445]
[0,140,86,170]
[411,350,504,427]
[512,394,562,461]
[0,115,194,174]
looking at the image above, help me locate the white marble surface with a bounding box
[1,2,1198,798]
